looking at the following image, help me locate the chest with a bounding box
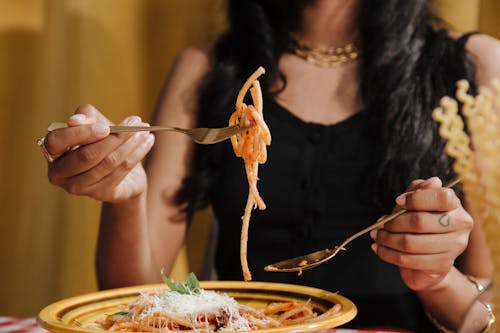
[275,54,362,125]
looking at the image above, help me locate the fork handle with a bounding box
[109,125,181,133]
[46,122,182,133]
[338,177,461,250]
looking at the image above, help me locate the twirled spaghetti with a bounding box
[229,66,271,281]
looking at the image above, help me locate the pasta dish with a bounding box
[229,66,271,281]
[84,273,339,332]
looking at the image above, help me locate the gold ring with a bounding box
[36,136,60,162]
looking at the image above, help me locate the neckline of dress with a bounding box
[265,95,366,130]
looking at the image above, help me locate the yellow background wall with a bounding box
[0,0,498,316]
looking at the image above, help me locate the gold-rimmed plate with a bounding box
[38,281,357,333]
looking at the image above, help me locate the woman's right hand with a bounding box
[45,104,155,203]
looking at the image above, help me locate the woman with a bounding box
[41,0,499,331]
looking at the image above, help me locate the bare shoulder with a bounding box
[153,43,213,124]
[165,43,212,91]
[465,34,500,86]
[171,44,212,76]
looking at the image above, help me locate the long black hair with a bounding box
[176,0,476,217]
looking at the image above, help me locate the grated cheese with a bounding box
[124,289,254,331]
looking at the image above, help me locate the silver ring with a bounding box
[36,136,60,162]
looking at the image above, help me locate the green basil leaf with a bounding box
[161,268,180,292]
[160,269,200,295]
[186,272,201,295]
[176,282,190,294]
[112,311,129,316]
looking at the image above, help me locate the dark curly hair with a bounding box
[176,0,476,218]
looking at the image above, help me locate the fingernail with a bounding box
[370,229,378,240]
[396,193,406,206]
[125,116,141,125]
[69,114,86,122]
[92,123,109,135]
[420,176,439,187]
[146,133,155,144]
[371,243,378,253]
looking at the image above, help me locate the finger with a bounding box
[48,117,143,179]
[85,134,155,197]
[68,104,112,126]
[383,209,471,233]
[416,176,442,189]
[44,122,110,156]
[67,113,90,126]
[372,243,453,272]
[372,228,464,254]
[63,132,154,192]
[405,179,425,192]
[46,105,114,157]
[395,187,461,212]
[396,177,443,207]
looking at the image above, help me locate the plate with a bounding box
[38,281,357,333]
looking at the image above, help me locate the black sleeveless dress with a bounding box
[208,31,477,333]
[209,96,433,331]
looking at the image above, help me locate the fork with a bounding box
[47,122,248,145]
[264,177,461,273]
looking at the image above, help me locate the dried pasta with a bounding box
[432,78,500,326]
[228,67,271,281]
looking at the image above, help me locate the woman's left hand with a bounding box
[370,177,474,291]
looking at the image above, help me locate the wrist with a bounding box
[102,190,147,219]
[106,186,147,205]
[422,270,454,293]
[464,275,495,333]
[421,268,495,333]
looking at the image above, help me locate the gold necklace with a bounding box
[289,35,359,67]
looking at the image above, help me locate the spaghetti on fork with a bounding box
[228,66,271,281]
